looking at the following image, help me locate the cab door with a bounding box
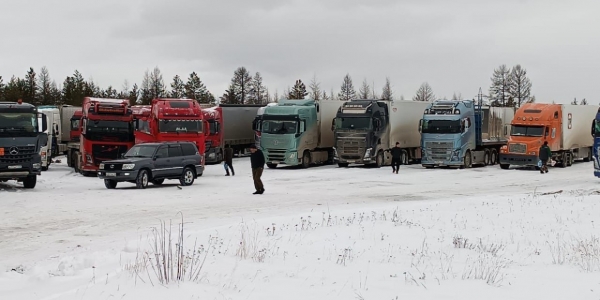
[152,146,169,179]
[166,144,185,177]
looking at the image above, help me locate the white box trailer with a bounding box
[561,104,597,150]
[389,100,431,149]
[220,104,265,153]
[317,99,345,148]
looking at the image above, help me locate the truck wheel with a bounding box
[22,175,37,189]
[483,149,491,166]
[500,164,510,170]
[490,149,498,165]
[180,167,195,186]
[375,151,384,168]
[301,151,311,168]
[152,179,165,185]
[462,151,472,169]
[104,179,117,189]
[583,148,592,162]
[42,166,48,171]
[267,163,278,169]
[401,150,409,165]
[560,152,567,168]
[567,152,573,167]
[136,169,149,189]
[338,163,349,168]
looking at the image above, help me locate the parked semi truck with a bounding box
[36,105,81,170]
[0,100,48,188]
[420,99,514,168]
[260,99,345,168]
[593,108,600,177]
[66,109,82,170]
[75,97,135,176]
[252,103,277,149]
[333,99,429,167]
[201,105,223,164]
[499,103,597,169]
[132,98,205,160]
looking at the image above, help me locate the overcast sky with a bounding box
[1,0,599,104]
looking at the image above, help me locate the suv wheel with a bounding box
[180,167,195,186]
[136,169,149,189]
[22,175,37,189]
[104,179,117,189]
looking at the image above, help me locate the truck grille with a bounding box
[0,146,37,164]
[508,143,527,154]
[266,149,287,161]
[337,138,366,159]
[91,145,129,166]
[425,141,452,160]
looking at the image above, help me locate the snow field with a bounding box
[1,158,600,299]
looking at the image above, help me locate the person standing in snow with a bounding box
[223,144,234,176]
[249,144,265,194]
[386,142,402,174]
[539,141,552,174]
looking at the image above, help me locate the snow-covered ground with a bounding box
[1,157,599,300]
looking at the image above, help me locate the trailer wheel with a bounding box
[338,163,349,168]
[400,150,409,165]
[560,152,567,168]
[267,163,278,169]
[301,151,311,168]
[567,152,573,167]
[104,179,117,189]
[22,175,37,189]
[483,149,491,166]
[136,169,149,189]
[490,149,498,165]
[461,150,472,169]
[583,148,592,162]
[375,151,384,168]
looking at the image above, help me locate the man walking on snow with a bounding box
[249,144,265,194]
[386,142,402,174]
[223,144,234,176]
[539,141,552,174]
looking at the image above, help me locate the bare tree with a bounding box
[571,97,578,105]
[358,79,371,99]
[149,66,166,99]
[581,98,588,105]
[489,64,512,107]
[509,64,532,107]
[337,73,356,101]
[413,82,435,102]
[451,92,462,100]
[381,77,393,100]
[37,66,52,105]
[308,74,321,100]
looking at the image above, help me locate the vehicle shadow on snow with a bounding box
[0,182,25,192]
[112,183,185,190]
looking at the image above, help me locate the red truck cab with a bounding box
[79,98,135,175]
[132,99,205,163]
[202,106,223,163]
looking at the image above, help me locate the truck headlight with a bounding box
[33,163,41,169]
[288,152,296,159]
[122,164,135,170]
[364,148,372,158]
[86,154,93,163]
[99,163,105,170]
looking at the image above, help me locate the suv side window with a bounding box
[155,146,168,158]
[168,145,183,157]
[181,143,198,156]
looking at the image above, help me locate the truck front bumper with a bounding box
[0,163,42,178]
[98,169,139,181]
[265,150,299,166]
[499,153,538,166]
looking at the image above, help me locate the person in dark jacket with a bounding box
[249,144,265,194]
[385,142,402,174]
[539,141,552,174]
[223,144,234,176]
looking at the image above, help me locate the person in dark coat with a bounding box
[539,141,552,174]
[249,144,265,194]
[385,142,402,174]
[223,144,234,176]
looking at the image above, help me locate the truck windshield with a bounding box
[335,117,371,130]
[0,112,39,136]
[262,120,298,134]
[208,120,220,135]
[421,119,461,134]
[159,120,202,133]
[85,120,133,141]
[511,125,544,137]
[594,120,600,135]
[124,145,157,158]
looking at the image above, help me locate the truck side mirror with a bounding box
[41,113,48,132]
[593,121,596,137]
[418,119,423,133]
[331,118,336,131]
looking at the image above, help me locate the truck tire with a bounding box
[583,148,592,162]
[375,151,384,168]
[500,164,510,170]
[267,163,278,169]
[22,175,37,189]
[338,163,349,168]
[567,152,573,167]
[42,166,48,171]
[560,152,567,168]
[301,151,311,168]
[490,149,498,165]
[484,149,491,166]
[401,150,409,165]
[180,167,195,186]
[136,169,149,189]
[104,179,117,189]
[461,150,472,169]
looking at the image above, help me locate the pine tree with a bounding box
[24,67,37,105]
[288,79,308,99]
[358,79,371,99]
[308,74,321,100]
[102,86,118,98]
[37,66,53,105]
[185,72,211,103]
[489,64,512,107]
[230,67,252,104]
[4,76,26,102]
[571,98,578,105]
[149,66,166,99]
[413,82,435,102]
[322,90,330,100]
[249,72,268,104]
[381,77,393,100]
[128,83,140,104]
[581,98,588,105]
[219,84,237,104]
[0,76,5,101]
[337,73,356,101]
[170,75,185,98]
[84,79,101,97]
[140,70,152,105]
[50,81,62,105]
[509,64,532,107]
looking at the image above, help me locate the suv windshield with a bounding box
[262,120,298,134]
[124,145,157,158]
[421,119,461,134]
[511,125,544,137]
[0,112,39,136]
[159,119,202,133]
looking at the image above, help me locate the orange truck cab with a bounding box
[499,103,597,169]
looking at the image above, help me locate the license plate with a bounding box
[8,165,22,169]
[106,172,116,177]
